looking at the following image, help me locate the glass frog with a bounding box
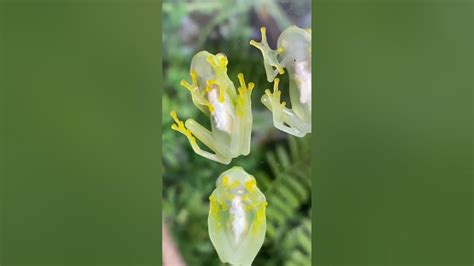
[208,166,267,266]
[250,26,312,137]
[170,51,255,165]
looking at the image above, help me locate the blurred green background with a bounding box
[1,1,161,264]
[162,0,312,265]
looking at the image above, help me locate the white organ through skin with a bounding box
[170,51,254,164]
[295,60,311,111]
[207,88,233,134]
[229,195,247,245]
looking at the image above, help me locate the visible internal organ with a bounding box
[294,60,311,111]
[208,167,267,265]
[229,196,248,245]
[207,88,233,134]
[170,51,254,164]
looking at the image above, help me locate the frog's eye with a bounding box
[216,53,228,67]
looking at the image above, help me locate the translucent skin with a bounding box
[250,26,312,137]
[208,167,267,266]
[170,51,255,164]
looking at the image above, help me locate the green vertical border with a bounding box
[157,0,163,264]
[0,0,163,264]
[311,0,316,265]
[312,0,473,265]
[0,0,5,262]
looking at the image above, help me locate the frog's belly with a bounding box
[294,61,311,110]
[229,196,248,245]
[290,62,311,122]
[207,89,233,134]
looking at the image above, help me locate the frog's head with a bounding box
[188,51,227,90]
[207,53,228,76]
[277,26,311,63]
[216,166,256,194]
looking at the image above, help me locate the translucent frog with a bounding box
[208,166,267,266]
[170,51,255,165]
[250,26,312,137]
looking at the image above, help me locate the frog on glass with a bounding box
[250,26,312,137]
[208,166,267,266]
[170,51,255,165]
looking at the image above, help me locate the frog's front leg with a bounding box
[170,111,231,164]
[180,71,216,115]
[249,27,286,82]
[233,73,255,155]
[261,78,310,137]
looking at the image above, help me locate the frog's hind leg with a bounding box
[261,79,310,138]
[170,111,231,164]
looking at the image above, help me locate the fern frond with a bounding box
[283,218,312,266]
[257,136,312,241]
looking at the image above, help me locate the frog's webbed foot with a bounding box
[261,79,310,138]
[170,111,231,164]
[250,27,285,82]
